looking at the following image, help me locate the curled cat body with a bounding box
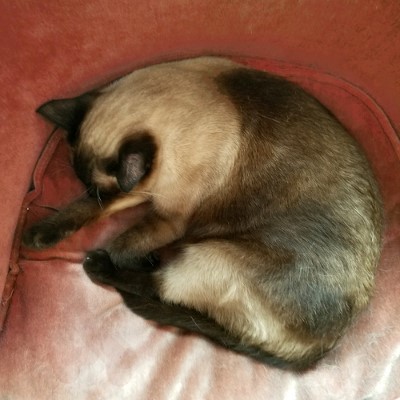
[24,57,383,370]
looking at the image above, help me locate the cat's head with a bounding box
[36,57,241,214]
[37,91,156,196]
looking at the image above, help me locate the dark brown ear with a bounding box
[36,93,96,144]
[116,153,146,193]
[116,135,157,192]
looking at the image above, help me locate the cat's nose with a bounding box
[100,186,120,197]
[88,185,119,199]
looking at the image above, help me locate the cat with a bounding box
[23,57,383,370]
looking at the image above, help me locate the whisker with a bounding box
[74,185,94,200]
[96,187,103,209]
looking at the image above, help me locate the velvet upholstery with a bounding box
[1,1,399,399]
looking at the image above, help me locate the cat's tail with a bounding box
[119,291,325,371]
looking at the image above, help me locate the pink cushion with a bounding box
[1,1,400,398]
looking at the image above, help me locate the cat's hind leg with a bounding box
[83,241,325,370]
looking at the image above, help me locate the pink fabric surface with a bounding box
[1,1,400,399]
[1,0,400,321]
[1,59,399,399]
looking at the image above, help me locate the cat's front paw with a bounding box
[22,223,69,249]
[83,249,116,283]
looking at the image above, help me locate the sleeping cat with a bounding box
[23,57,383,370]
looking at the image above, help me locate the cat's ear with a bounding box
[116,152,146,193]
[116,135,156,192]
[36,93,96,144]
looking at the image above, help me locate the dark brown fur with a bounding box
[24,57,383,370]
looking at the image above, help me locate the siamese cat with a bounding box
[23,57,383,370]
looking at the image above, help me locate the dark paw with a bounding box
[22,223,69,249]
[84,249,160,296]
[83,249,116,283]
